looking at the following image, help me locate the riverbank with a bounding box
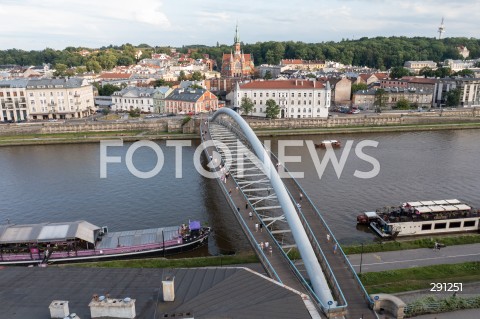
[1,120,480,146]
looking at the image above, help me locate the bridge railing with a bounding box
[208,119,329,313]
[281,181,348,313]
[269,150,374,309]
[202,121,282,284]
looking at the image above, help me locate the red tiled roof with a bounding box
[240,80,325,89]
[374,73,389,80]
[99,73,132,79]
[281,59,303,65]
[406,78,437,84]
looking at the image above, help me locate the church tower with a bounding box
[221,24,255,78]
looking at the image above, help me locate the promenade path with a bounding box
[347,243,480,273]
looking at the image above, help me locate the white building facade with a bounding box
[235,79,331,118]
[1,78,95,121]
[111,87,159,113]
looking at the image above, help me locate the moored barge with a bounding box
[357,199,480,238]
[0,220,211,265]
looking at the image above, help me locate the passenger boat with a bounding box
[315,140,341,148]
[0,220,211,266]
[357,199,480,238]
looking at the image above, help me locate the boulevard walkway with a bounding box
[347,243,480,273]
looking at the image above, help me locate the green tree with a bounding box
[374,89,388,112]
[395,98,410,110]
[351,83,368,99]
[453,69,474,77]
[445,88,460,107]
[129,107,141,117]
[474,61,480,68]
[263,70,272,80]
[191,71,202,81]
[178,70,188,81]
[435,67,452,78]
[75,66,87,74]
[155,79,172,87]
[265,99,280,119]
[53,63,68,77]
[86,60,102,73]
[390,66,410,79]
[240,97,254,116]
[419,67,435,77]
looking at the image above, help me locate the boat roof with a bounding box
[364,211,378,218]
[404,199,462,207]
[455,204,471,210]
[0,220,101,245]
[415,206,432,213]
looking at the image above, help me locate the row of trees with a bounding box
[1,37,479,73]
[240,97,280,118]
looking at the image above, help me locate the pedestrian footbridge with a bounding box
[201,108,377,319]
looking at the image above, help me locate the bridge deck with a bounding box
[278,166,376,319]
[202,122,310,296]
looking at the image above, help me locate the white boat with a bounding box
[357,199,480,238]
[315,140,341,148]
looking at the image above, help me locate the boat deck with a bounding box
[96,226,181,249]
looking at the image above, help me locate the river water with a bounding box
[0,129,479,254]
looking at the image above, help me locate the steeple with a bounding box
[234,23,240,44]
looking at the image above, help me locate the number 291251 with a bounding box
[430,283,462,292]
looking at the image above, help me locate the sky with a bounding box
[0,0,479,51]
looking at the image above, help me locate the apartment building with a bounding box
[433,78,480,108]
[234,79,331,118]
[0,79,29,122]
[0,78,95,121]
[404,61,437,74]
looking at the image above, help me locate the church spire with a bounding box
[234,23,240,44]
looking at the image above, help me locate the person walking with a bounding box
[249,211,253,220]
[245,203,249,209]
[260,242,264,250]
[333,243,338,254]
[326,233,330,242]
[299,193,303,201]
[259,223,263,232]
[229,188,232,195]
[265,241,269,250]
[269,246,273,256]
[255,223,259,232]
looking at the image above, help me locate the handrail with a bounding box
[270,150,374,307]
[207,119,329,309]
[201,120,282,284]
[281,179,348,310]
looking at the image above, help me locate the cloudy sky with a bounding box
[0,0,479,50]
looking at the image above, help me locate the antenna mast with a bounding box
[438,17,445,40]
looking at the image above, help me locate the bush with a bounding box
[182,116,192,126]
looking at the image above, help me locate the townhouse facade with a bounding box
[0,78,95,122]
[153,86,173,113]
[111,87,160,113]
[164,88,219,114]
[234,79,331,118]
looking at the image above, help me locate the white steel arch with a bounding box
[211,107,335,307]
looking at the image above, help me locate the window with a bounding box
[297,108,300,112]
[260,108,263,113]
[266,93,269,97]
[318,93,321,97]
[291,93,294,97]
[291,108,294,113]
[254,93,257,97]
[304,93,307,97]
[464,221,476,227]
[298,93,301,97]
[272,93,275,97]
[422,224,432,231]
[309,93,312,97]
[317,108,320,112]
[303,108,306,112]
[449,222,461,228]
[260,100,263,105]
[434,223,447,229]
[260,93,263,97]
[254,108,257,113]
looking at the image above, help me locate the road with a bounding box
[347,243,480,273]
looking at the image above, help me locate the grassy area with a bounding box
[360,262,480,294]
[342,235,480,255]
[67,253,259,269]
[405,295,480,317]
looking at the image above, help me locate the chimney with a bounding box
[163,276,175,302]
[89,295,136,319]
[49,300,70,318]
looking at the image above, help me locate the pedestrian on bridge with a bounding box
[245,203,249,209]
[299,193,303,201]
[269,246,273,256]
[327,233,330,242]
[333,243,338,254]
[260,242,264,250]
[255,223,259,232]
[265,241,269,250]
[259,223,263,232]
[249,211,253,220]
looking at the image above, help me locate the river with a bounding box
[0,129,479,254]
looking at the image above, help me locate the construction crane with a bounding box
[438,17,445,39]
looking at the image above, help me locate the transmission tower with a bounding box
[438,17,445,40]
